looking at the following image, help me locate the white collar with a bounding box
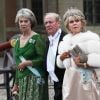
[48,28,61,41]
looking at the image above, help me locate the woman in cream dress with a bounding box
[57,7,100,100]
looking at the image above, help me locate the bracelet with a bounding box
[83,63,87,68]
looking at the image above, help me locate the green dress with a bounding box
[14,33,48,100]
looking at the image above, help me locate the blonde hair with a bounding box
[15,8,37,28]
[63,7,86,32]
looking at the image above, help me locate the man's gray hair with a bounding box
[44,12,61,22]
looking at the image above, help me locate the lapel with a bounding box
[56,31,66,55]
[46,39,50,54]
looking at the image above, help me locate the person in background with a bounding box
[43,12,66,100]
[57,7,100,100]
[0,8,48,100]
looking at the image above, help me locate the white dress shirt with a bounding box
[47,29,61,82]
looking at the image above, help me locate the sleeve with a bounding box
[0,41,12,51]
[10,39,17,47]
[87,53,100,67]
[31,35,45,67]
[58,40,70,54]
[56,55,65,68]
[77,40,100,67]
[86,40,100,54]
[57,39,71,69]
[86,40,100,67]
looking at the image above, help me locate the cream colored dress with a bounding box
[57,31,100,100]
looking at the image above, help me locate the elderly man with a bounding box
[44,12,66,100]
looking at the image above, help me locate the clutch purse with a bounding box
[69,45,87,63]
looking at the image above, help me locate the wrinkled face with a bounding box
[44,15,60,36]
[67,17,83,35]
[18,16,31,32]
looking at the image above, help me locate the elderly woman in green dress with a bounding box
[0,8,48,100]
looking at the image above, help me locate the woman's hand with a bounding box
[73,55,84,67]
[11,84,19,94]
[73,55,89,68]
[60,52,70,61]
[18,60,32,70]
[73,55,81,64]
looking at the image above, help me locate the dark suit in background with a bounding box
[44,12,66,100]
[45,31,66,100]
